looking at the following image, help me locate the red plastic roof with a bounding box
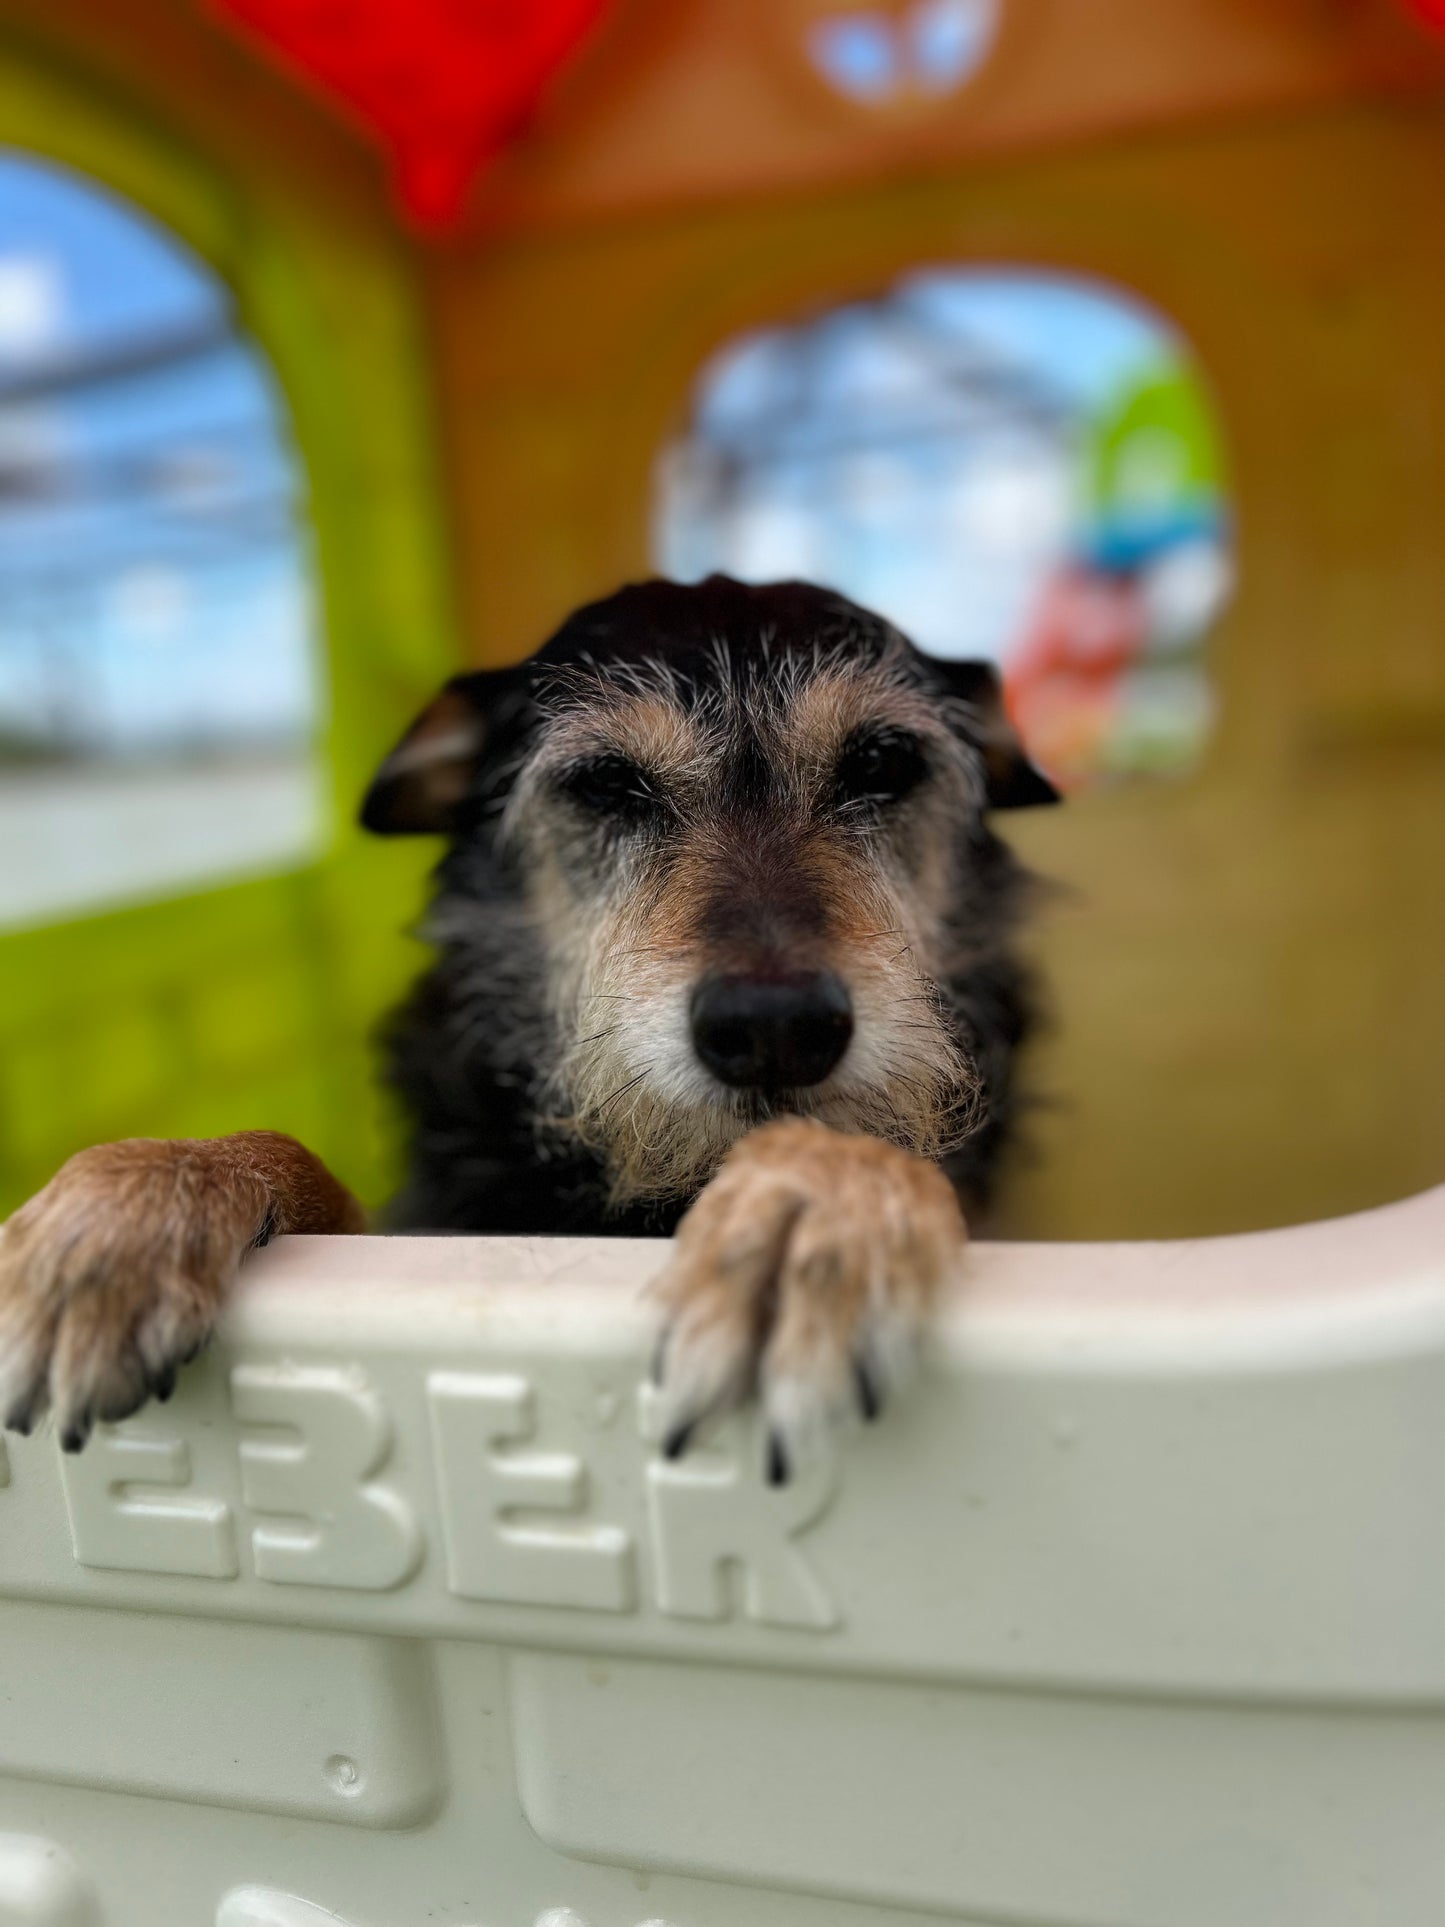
[211,0,614,226]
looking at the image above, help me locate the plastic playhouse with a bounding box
[1,0,1444,1921]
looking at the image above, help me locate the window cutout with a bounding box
[653,270,1232,790]
[0,152,322,929]
[802,0,999,109]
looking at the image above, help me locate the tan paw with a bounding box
[0,1133,361,1451]
[651,1117,966,1482]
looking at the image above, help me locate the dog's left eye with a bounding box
[834,729,929,810]
[555,753,667,826]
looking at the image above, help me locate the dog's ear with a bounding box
[931,658,1060,810]
[360,667,528,835]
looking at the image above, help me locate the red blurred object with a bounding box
[211,0,614,225]
[1405,0,1445,30]
[1003,564,1149,791]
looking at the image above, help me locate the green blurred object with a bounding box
[1083,353,1228,554]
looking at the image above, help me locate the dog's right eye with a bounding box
[555,753,667,827]
[833,728,929,811]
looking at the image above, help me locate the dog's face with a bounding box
[363,578,1056,1207]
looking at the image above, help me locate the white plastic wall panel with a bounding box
[0,1185,1440,1926]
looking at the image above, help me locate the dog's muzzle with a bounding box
[689,970,853,1091]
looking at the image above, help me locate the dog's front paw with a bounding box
[652,1117,965,1482]
[0,1141,253,1451]
[0,1127,369,1452]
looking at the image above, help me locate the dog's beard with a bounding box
[544,949,982,1210]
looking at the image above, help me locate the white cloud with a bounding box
[0,255,63,360]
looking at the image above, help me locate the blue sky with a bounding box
[902,268,1177,406]
[0,150,317,756]
[0,150,220,351]
[697,267,1177,439]
[661,265,1196,661]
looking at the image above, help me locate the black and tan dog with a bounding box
[0,576,1057,1480]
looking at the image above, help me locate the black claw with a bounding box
[661,1418,696,1462]
[60,1414,92,1454]
[854,1354,883,1423]
[4,1391,38,1437]
[152,1364,177,1403]
[178,1336,209,1367]
[765,1430,791,1487]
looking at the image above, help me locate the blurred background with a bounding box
[0,0,1440,1237]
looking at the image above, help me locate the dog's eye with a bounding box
[834,729,929,810]
[555,753,667,826]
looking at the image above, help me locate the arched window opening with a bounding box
[653,268,1232,789]
[0,152,322,927]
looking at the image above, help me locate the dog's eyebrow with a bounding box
[541,695,703,774]
[781,668,942,768]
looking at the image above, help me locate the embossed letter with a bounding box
[428,1372,634,1611]
[638,1387,838,1629]
[233,1364,422,1590]
[60,1429,237,1579]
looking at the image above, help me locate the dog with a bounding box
[0,576,1058,1480]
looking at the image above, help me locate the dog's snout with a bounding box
[690,970,853,1090]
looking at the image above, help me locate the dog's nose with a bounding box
[690,970,853,1090]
